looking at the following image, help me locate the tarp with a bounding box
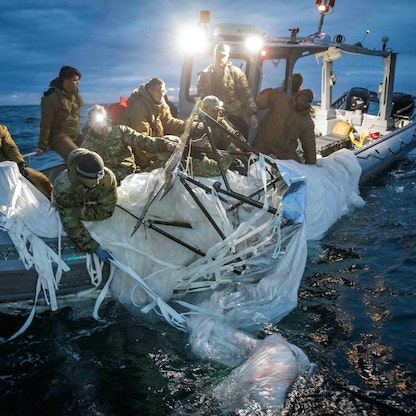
[1,148,365,411]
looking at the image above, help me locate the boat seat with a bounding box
[316,133,352,157]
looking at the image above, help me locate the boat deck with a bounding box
[316,133,352,157]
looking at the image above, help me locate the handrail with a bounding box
[22,151,37,166]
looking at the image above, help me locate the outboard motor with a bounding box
[391,92,415,119]
[346,87,371,113]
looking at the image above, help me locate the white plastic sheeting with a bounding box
[0,162,69,340]
[1,148,365,411]
[86,164,301,326]
[278,149,365,240]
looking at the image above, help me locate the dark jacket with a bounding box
[253,88,316,164]
[197,61,257,118]
[119,84,185,137]
[38,78,84,150]
[0,124,25,163]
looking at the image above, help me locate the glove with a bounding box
[163,135,179,143]
[18,161,29,178]
[95,245,113,263]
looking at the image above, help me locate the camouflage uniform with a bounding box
[197,61,257,120]
[189,152,233,177]
[119,84,185,170]
[52,148,118,253]
[204,115,237,151]
[38,78,84,160]
[82,123,173,182]
[253,89,316,164]
[0,124,53,198]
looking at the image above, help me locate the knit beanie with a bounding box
[75,152,105,179]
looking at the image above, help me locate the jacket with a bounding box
[38,78,84,150]
[119,84,185,136]
[82,123,172,181]
[52,148,118,253]
[253,88,316,164]
[0,124,25,163]
[197,61,257,118]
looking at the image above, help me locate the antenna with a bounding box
[315,0,336,35]
[361,29,370,44]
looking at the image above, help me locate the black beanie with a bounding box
[75,152,105,179]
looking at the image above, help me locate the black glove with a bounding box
[18,162,29,178]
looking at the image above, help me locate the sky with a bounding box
[0,0,415,106]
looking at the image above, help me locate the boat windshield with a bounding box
[258,58,286,92]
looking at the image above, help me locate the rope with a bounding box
[1,175,70,341]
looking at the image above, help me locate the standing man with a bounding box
[52,148,117,261]
[197,42,258,139]
[36,66,84,161]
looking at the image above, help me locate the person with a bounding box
[253,88,316,165]
[118,78,187,170]
[0,123,53,198]
[82,105,177,183]
[198,95,236,151]
[36,66,84,161]
[52,148,117,261]
[290,73,304,96]
[197,42,258,139]
[194,95,246,175]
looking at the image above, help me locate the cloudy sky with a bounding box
[0,0,415,106]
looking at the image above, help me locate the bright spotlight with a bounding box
[245,35,264,53]
[179,26,209,54]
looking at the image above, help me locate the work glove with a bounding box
[163,135,179,143]
[17,161,29,178]
[95,245,113,263]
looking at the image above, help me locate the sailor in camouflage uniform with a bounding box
[36,66,84,161]
[53,148,117,260]
[82,105,177,183]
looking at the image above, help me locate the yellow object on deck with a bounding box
[332,121,353,136]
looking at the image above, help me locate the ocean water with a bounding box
[0,105,415,415]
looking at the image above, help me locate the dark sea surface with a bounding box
[0,105,415,415]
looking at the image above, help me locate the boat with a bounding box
[0,0,414,324]
[178,5,416,185]
[1,0,415,321]
[1,2,415,410]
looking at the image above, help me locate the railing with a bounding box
[22,151,37,166]
[332,92,347,110]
